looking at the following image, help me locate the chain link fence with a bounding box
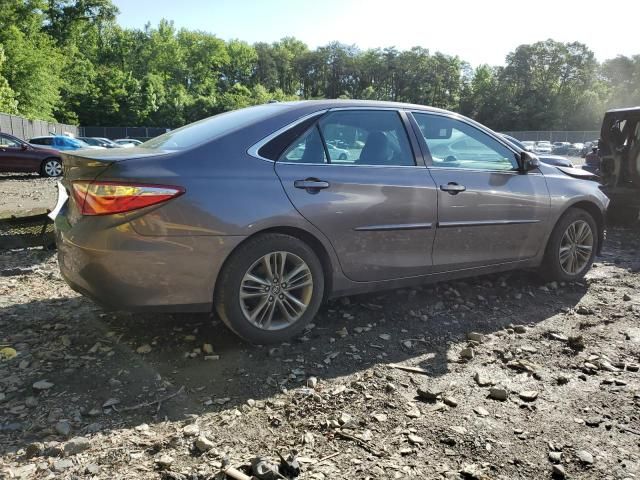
[503,131,600,142]
[0,113,79,140]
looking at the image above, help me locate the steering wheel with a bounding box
[444,155,457,162]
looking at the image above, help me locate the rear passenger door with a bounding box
[275,109,438,282]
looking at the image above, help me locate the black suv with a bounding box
[598,107,640,223]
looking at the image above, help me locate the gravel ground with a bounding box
[1,224,639,479]
[0,173,58,216]
[1,170,639,480]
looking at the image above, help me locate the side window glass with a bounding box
[280,126,327,164]
[0,135,20,148]
[413,113,518,171]
[319,110,414,166]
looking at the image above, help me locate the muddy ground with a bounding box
[1,173,639,480]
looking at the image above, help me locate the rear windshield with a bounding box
[140,104,283,151]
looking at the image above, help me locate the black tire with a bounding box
[214,233,324,344]
[540,208,598,282]
[40,157,62,177]
[607,205,639,226]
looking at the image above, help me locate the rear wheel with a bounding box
[41,158,62,177]
[540,208,598,282]
[214,233,324,344]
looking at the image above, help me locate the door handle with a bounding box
[294,179,330,191]
[440,182,466,195]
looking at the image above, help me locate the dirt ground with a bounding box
[0,174,58,217]
[1,173,639,480]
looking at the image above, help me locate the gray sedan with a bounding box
[54,100,609,344]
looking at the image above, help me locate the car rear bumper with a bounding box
[55,217,245,312]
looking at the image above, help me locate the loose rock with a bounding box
[518,390,538,402]
[64,437,90,455]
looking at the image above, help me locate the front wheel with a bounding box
[214,233,324,344]
[540,208,598,282]
[41,158,62,177]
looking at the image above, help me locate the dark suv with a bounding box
[598,107,640,223]
[0,132,63,177]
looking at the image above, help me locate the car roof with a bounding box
[273,99,451,114]
[605,106,640,114]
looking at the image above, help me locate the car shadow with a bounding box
[0,248,56,273]
[0,266,591,452]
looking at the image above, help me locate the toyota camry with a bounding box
[53,100,608,343]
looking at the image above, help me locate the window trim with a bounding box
[247,110,328,162]
[409,111,524,173]
[274,107,424,168]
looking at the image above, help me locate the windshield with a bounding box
[141,104,283,151]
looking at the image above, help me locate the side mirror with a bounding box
[21,143,28,150]
[520,151,540,172]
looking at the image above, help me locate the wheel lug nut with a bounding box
[269,296,274,302]
[279,294,284,299]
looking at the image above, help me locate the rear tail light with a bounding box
[72,181,185,215]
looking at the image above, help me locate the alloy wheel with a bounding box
[239,251,313,330]
[558,219,593,275]
[44,160,62,177]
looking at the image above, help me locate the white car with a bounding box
[327,143,350,161]
[114,139,143,148]
[534,141,553,154]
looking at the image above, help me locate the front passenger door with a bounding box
[411,112,550,271]
[0,134,27,171]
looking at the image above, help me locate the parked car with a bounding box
[582,146,600,175]
[78,137,123,148]
[598,107,640,223]
[54,100,608,344]
[581,140,599,157]
[327,143,349,161]
[114,138,143,147]
[502,135,573,167]
[29,135,102,151]
[0,132,63,177]
[552,142,572,155]
[534,141,553,154]
[521,141,536,151]
[568,143,584,155]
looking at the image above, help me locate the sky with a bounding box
[112,0,639,66]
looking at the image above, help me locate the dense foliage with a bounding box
[1,0,639,130]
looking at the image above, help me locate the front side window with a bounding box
[0,135,21,148]
[413,113,518,171]
[278,110,415,166]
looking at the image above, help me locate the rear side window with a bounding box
[281,126,328,163]
[279,110,415,166]
[258,114,323,160]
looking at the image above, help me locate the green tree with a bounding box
[0,46,18,114]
